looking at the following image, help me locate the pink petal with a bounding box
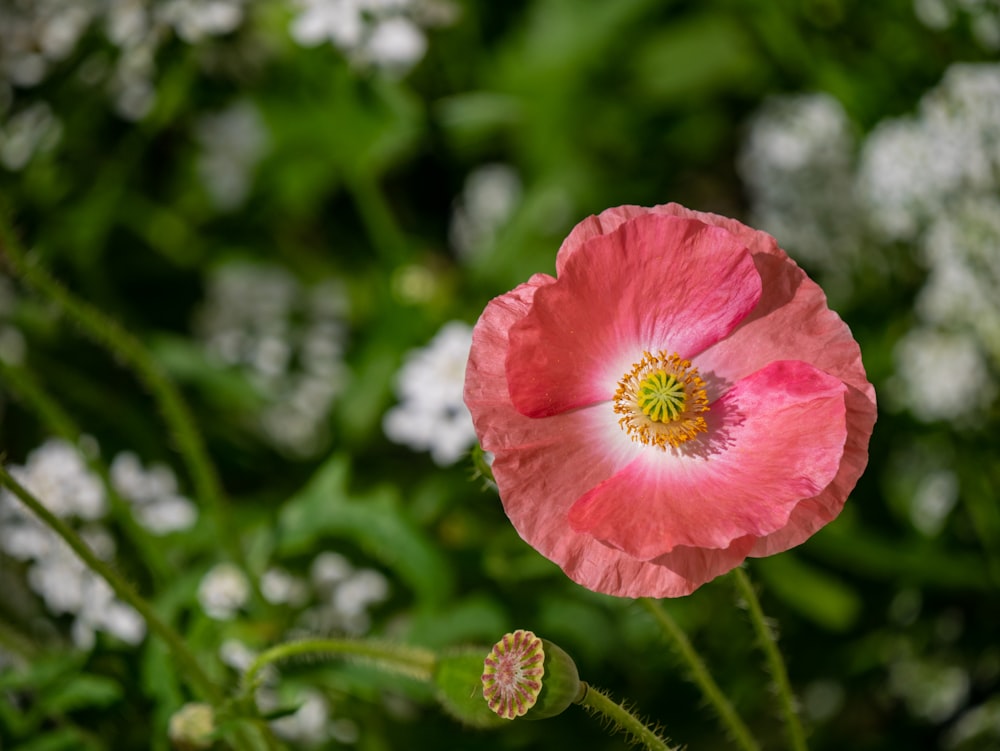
[465,272,753,597]
[564,535,757,598]
[567,360,848,560]
[669,212,877,556]
[553,202,750,275]
[554,205,653,276]
[506,214,762,418]
[464,273,555,449]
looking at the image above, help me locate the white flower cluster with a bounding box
[110,452,198,535]
[0,0,96,90]
[383,320,477,466]
[913,0,1000,50]
[858,65,1000,243]
[0,0,248,126]
[196,262,349,457]
[206,550,390,743]
[197,562,251,620]
[295,551,391,635]
[738,93,861,285]
[449,163,522,262]
[199,554,389,629]
[218,640,361,746]
[289,0,457,74]
[194,100,269,211]
[740,63,1000,424]
[0,439,145,648]
[203,550,390,631]
[0,101,63,172]
[862,66,1000,423]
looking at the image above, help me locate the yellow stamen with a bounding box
[614,351,709,450]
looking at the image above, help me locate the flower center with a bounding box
[637,370,686,422]
[614,351,709,449]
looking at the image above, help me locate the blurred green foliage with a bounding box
[1,1,999,750]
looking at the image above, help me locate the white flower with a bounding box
[296,552,390,635]
[291,0,365,48]
[333,568,389,618]
[916,196,1000,361]
[366,16,426,70]
[0,439,105,524]
[0,0,99,88]
[910,469,960,537]
[449,164,522,261]
[0,101,63,171]
[858,63,1000,241]
[110,452,198,534]
[310,551,353,588]
[219,638,257,671]
[194,100,269,211]
[0,440,145,647]
[738,93,861,277]
[913,0,1000,49]
[889,655,970,723]
[196,263,349,457]
[157,0,245,43]
[892,328,995,423]
[261,568,310,606]
[197,562,250,620]
[270,688,331,744]
[383,320,476,465]
[288,0,454,74]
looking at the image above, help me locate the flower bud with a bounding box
[168,702,216,750]
[482,629,583,720]
[433,648,508,728]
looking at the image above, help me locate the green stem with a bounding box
[346,173,409,267]
[0,616,39,661]
[574,682,676,751]
[240,638,436,702]
[0,357,171,586]
[0,220,244,574]
[732,566,808,751]
[0,465,222,706]
[963,457,1000,589]
[638,598,760,751]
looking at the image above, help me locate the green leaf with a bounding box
[632,14,765,102]
[536,595,617,665]
[11,727,101,751]
[260,62,423,214]
[406,595,508,650]
[44,674,122,714]
[278,455,454,606]
[808,513,995,590]
[149,334,265,414]
[433,648,505,729]
[754,554,862,632]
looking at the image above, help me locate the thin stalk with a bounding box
[638,598,760,751]
[574,682,676,751]
[0,465,222,705]
[0,616,39,661]
[240,638,436,701]
[346,173,409,267]
[0,221,244,574]
[0,357,171,585]
[732,566,808,751]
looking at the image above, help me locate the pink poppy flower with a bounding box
[464,204,876,598]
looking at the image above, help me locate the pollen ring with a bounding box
[614,351,710,449]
